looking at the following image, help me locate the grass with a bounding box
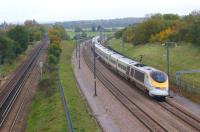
[59,40,100,131]
[26,70,68,131]
[86,31,114,38]
[66,29,113,39]
[108,38,200,102]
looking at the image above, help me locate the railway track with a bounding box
[82,45,167,132]
[0,37,47,127]
[158,100,200,130]
[82,41,200,131]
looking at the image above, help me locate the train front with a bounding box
[148,71,169,97]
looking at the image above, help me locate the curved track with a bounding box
[82,41,200,132]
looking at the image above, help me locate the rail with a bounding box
[0,38,46,127]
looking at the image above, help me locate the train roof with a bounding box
[96,44,114,55]
[110,53,124,59]
[119,57,137,65]
[131,63,159,73]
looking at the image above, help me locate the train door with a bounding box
[144,74,151,91]
[126,66,130,75]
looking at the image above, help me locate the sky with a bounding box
[0,0,200,23]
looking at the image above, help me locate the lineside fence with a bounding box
[43,64,74,132]
[169,75,200,96]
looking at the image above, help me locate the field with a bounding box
[108,38,200,101]
[66,29,113,39]
[59,40,100,131]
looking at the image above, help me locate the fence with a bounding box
[169,74,200,96]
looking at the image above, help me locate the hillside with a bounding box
[54,17,144,29]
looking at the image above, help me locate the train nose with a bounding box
[149,89,169,97]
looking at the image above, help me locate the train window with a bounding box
[118,63,126,71]
[150,71,167,83]
[134,70,144,83]
[110,59,116,64]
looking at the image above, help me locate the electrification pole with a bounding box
[166,44,170,76]
[78,40,81,69]
[165,42,175,97]
[93,42,97,96]
[76,39,78,58]
[121,37,124,53]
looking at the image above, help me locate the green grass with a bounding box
[66,30,76,39]
[26,71,68,131]
[66,29,114,39]
[108,38,200,100]
[59,40,100,131]
[86,31,114,38]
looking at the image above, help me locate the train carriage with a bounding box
[116,57,136,79]
[109,53,124,69]
[92,36,169,97]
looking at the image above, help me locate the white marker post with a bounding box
[39,62,43,80]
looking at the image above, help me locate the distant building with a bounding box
[0,21,8,30]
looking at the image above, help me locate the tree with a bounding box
[97,25,103,31]
[150,28,174,43]
[191,18,200,45]
[114,30,123,39]
[0,34,14,64]
[74,26,83,32]
[53,25,69,40]
[163,14,180,20]
[48,28,61,44]
[91,26,96,32]
[8,25,29,55]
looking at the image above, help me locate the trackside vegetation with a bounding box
[27,26,67,131]
[27,25,99,131]
[0,20,45,77]
[108,38,200,103]
[59,40,100,131]
[115,11,200,45]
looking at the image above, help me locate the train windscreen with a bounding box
[150,71,167,83]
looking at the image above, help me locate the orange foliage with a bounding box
[150,28,174,43]
[48,28,61,45]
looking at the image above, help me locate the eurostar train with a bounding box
[92,36,169,97]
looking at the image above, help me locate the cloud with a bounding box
[0,0,200,23]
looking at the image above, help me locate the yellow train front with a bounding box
[145,71,169,97]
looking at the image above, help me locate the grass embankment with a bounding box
[27,40,99,131]
[0,42,38,77]
[26,67,68,131]
[108,38,200,102]
[59,40,100,131]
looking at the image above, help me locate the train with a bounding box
[92,36,169,97]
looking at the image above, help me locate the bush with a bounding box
[48,44,62,57]
[48,54,59,65]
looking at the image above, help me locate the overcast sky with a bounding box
[0,0,200,23]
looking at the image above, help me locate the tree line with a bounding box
[54,17,143,29]
[0,20,45,65]
[115,11,200,45]
[47,25,69,65]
